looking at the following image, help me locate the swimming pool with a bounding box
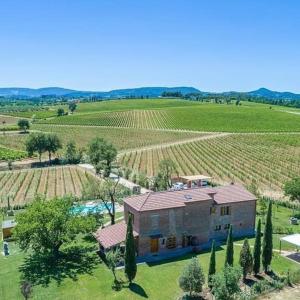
[71,202,112,215]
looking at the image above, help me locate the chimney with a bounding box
[207,191,217,201]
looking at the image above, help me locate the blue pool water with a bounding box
[71,202,112,215]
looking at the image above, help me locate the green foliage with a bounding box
[124,214,137,283]
[208,240,216,289]
[44,133,62,162]
[87,137,117,177]
[14,196,96,256]
[179,257,205,296]
[64,140,82,164]
[25,132,47,161]
[239,239,253,280]
[0,146,27,161]
[57,108,65,116]
[68,102,77,113]
[211,265,242,300]
[253,219,262,275]
[284,177,300,201]
[262,202,273,272]
[106,247,123,283]
[17,119,30,133]
[225,225,234,267]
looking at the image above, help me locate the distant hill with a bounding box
[0,86,200,99]
[0,86,300,101]
[247,88,300,100]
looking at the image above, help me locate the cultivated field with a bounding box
[0,146,27,161]
[119,133,300,197]
[2,124,207,152]
[38,100,300,132]
[0,165,93,207]
[0,115,20,125]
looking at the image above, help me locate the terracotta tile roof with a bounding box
[124,184,256,212]
[94,220,138,249]
[202,184,256,204]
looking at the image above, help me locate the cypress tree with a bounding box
[225,225,234,266]
[262,202,273,273]
[124,214,137,283]
[239,238,253,280]
[253,219,262,275]
[208,240,216,289]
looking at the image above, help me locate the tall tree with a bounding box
[239,239,253,280]
[45,134,62,163]
[57,108,65,116]
[156,159,178,190]
[25,133,47,162]
[124,214,137,284]
[88,138,117,177]
[83,176,126,225]
[208,240,216,289]
[68,102,77,113]
[179,257,205,297]
[17,119,30,133]
[106,247,122,284]
[262,202,273,273]
[225,225,234,267]
[14,196,96,257]
[64,140,82,164]
[253,219,262,275]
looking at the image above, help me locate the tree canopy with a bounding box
[87,137,117,177]
[284,177,300,202]
[17,119,30,133]
[14,196,96,257]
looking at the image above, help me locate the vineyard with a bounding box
[0,165,94,207]
[0,146,27,161]
[38,101,300,132]
[119,133,300,197]
[32,124,206,151]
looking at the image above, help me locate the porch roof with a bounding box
[280,234,300,247]
[94,220,138,249]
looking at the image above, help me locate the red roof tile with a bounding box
[94,220,138,249]
[124,184,256,212]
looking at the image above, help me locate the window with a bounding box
[220,206,231,216]
[166,236,176,249]
[210,207,216,214]
[214,225,221,231]
[128,212,134,224]
[224,224,230,230]
[150,214,159,230]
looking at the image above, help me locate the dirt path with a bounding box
[258,285,300,299]
[118,132,232,155]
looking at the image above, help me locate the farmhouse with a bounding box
[95,184,256,259]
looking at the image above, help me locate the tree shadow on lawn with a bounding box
[128,282,148,298]
[19,244,100,287]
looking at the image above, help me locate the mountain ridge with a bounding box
[0,86,300,100]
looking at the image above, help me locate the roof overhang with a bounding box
[280,234,300,247]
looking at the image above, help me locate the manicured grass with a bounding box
[1,204,299,299]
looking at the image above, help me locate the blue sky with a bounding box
[0,0,299,92]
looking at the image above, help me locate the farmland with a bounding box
[0,115,20,125]
[119,133,300,197]
[1,124,207,152]
[38,100,300,132]
[0,165,93,207]
[0,146,27,161]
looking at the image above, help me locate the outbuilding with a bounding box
[2,220,17,240]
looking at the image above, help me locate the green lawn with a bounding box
[1,203,300,300]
